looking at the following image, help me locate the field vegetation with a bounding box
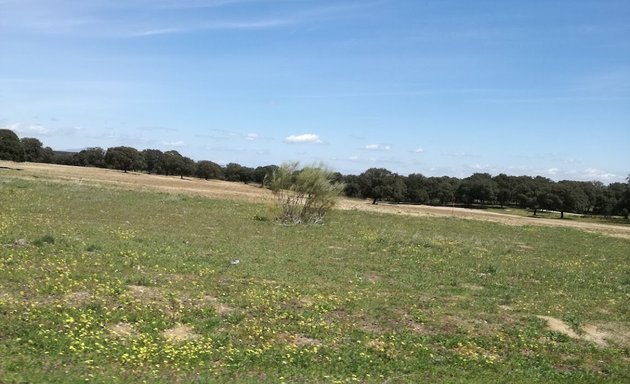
[0,168,629,383]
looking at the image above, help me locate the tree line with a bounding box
[1,128,629,219]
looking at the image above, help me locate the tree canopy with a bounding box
[1,127,628,219]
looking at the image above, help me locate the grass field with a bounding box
[1,170,629,383]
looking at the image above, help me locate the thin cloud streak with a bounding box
[477,96,630,103]
[125,19,293,37]
[1,0,379,37]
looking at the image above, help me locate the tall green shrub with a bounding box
[268,162,344,224]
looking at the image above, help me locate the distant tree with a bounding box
[0,129,25,162]
[240,166,255,184]
[342,174,362,198]
[224,163,242,182]
[405,173,430,203]
[358,168,406,204]
[526,176,554,216]
[104,146,144,173]
[620,175,630,219]
[387,175,408,203]
[457,173,497,206]
[224,163,254,183]
[555,181,588,218]
[74,147,106,167]
[253,165,278,185]
[196,160,224,180]
[142,149,166,174]
[52,151,76,165]
[180,156,196,179]
[535,188,561,215]
[162,150,185,177]
[578,181,604,214]
[493,173,514,208]
[20,137,44,162]
[39,146,55,163]
[426,176,457,205]
[455,181,474,206]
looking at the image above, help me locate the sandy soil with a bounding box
[2,161,630,239]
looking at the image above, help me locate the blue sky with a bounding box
[1,0,629,182]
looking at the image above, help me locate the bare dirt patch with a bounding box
[10,239,29,247]
[276,333,322,347]
[109,322,138,338]
[127,285,164,302]
[537,315,610,347]
[461,283,484,291]
[3,161,629,239]
[201,295,233,316]
[162,324,201,343]
[63,291,91,307]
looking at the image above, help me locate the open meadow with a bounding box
[1,164,629,383]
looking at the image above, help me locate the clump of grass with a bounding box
[126,275,155,287]
[86,244,102,252]
[33,234,55,246]
[563,313,583,334]
[482,264,497,275]
[252,213,270,222]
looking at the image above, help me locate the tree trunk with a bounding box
[560,211,564,219]
[372,197,378,205]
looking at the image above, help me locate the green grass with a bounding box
[0,177,629,383]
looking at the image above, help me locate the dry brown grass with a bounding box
[2,160,629,239]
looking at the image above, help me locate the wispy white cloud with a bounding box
[0,0,377,37]
[579,167,620,181]
[162,140,186,147]
[285,133,322,144]
[477,96,630,103]
[137,125,178,133]
[4,122,81,137]
[364,144,390,151]
[442,152,478,158]
[195,129,264,141]
[413,147,425,153]
[125,19,292,37]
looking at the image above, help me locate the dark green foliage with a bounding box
[196,160,224,180]
[0,129,25,161]
[20,137,44,162]
[33,234,55,246]
[358,168,407,204]
[74,147,106,167]
[253,165,278,185]
[104,146,144,173]
[224,163,254,183]
[141,149,166,174]
[456,173,497,206]
[163,150,194,178]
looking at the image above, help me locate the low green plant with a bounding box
[268,162,344,224]
[33,234,55,246]
[86,243,102,252]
